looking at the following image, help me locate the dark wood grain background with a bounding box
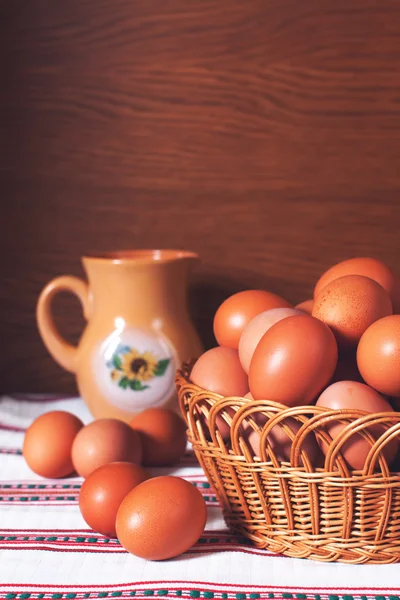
[1,0,400,392]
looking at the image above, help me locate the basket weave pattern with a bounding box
[176,364,400,564]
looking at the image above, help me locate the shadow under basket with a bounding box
[176,363,400,564]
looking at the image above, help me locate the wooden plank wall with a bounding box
[1,0,400,392]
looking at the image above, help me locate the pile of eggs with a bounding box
[191,257,400,470]
[23,408,207,560]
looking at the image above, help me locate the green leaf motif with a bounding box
[154,358,170,377]
[130,379,149,391]
[118,376,130,389]
[112,354,122,370]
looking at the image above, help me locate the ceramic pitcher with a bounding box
[36,250,203,421]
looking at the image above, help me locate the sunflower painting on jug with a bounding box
[109,346,171,391]
[93,327,177,415]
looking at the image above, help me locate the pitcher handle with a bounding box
[36,276,90,373]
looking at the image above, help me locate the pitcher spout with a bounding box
[81,249,198,320]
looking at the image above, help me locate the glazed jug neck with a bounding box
[82,251,197,322]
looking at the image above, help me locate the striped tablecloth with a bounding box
[0,395,399,599]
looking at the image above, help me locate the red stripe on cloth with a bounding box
[0,544,277,558]
[0,543,285,559]
[0,502,78,506]
[0,545,120,554]
[0,592,383,599]
[0,449,200,466]
[0,422,26,432]
[0,528,230,534]
[1,581,400,592]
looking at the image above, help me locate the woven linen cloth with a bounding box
[0,394,399,597]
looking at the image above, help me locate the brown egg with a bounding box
[116,476,207,560]
[130,408,187,467]
[23,411,83,478]
[244,416,320,467]
[72,419,142,478]
[238,308,302,373]
[195,404,234,442]
[249,315,338,407]
[191,347,248,441]
[295,299,314,315]
[357,315,400,396]
[312,275,392,350]
[213,290,291,349]
[191,347,249,397]
[314,257,396,301]
[316,381,397,470]
[79,462,149,537]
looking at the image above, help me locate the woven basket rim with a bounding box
[176,362,400,477]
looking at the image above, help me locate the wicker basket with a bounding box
[176,362,400,564]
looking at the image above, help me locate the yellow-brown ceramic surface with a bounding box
[37,250,203,421]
